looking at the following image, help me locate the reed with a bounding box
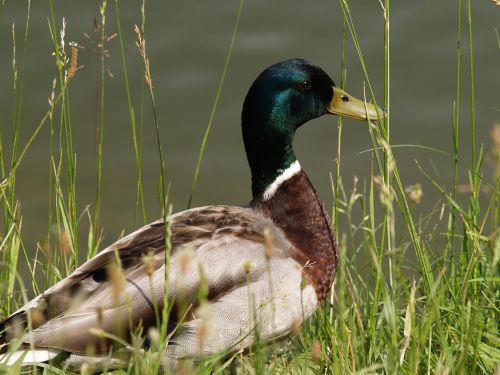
[0,1,498,374]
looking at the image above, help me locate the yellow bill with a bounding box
[326,87,385,121]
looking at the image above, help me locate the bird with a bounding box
[0,58,383,371]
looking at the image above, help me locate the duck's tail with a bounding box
[0,312,61,367]
[1,348,123,372]
[1,314,126,371]
[1,322,122,371]
[0,348,61,367]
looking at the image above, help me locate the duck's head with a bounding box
[242,58,384,198]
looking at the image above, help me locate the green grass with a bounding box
[0,0,499,374]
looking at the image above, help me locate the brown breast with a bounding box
[251,171,338,302]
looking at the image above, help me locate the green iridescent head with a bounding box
[242,58,383,198]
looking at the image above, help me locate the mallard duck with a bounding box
[0,58,382,371]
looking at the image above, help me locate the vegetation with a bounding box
[0,0,498,374]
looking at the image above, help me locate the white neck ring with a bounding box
[262,160,301,201]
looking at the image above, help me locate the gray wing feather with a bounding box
[3,205,316,358]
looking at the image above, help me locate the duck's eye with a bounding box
[341,95,350,102]
[297,80,312,91]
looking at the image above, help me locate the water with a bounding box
[0,0,498,250]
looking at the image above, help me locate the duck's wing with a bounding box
[0,205,317,360]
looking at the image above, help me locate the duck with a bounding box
[0,58,383,371]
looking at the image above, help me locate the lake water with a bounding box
[0,1,499,250]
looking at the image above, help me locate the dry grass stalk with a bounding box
[399,281,416,365]
[11,22,16,80]
[48,78,57,117]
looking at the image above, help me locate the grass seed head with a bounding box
[196,302,213,349]
[80,363,91,375]
[59,230,72,254]
[243,261,253,275]
[142,251,155,277]
[30,309,46,327]
[147,326,160,349]
[490,122,500,153]
[95,306,104,324]
[405,183,423,204]
[291,318,301,336]
[179,246,194,274]
[300,275,309,291]
[107,261,125,301]
[5,317,24,341]
[311,340,322,364]
[373,175,393,206]
[38,239,50,256]
[263,227,273,259]
[66,42,79,82]
[174,360,194,375]
[60,17,66,52]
